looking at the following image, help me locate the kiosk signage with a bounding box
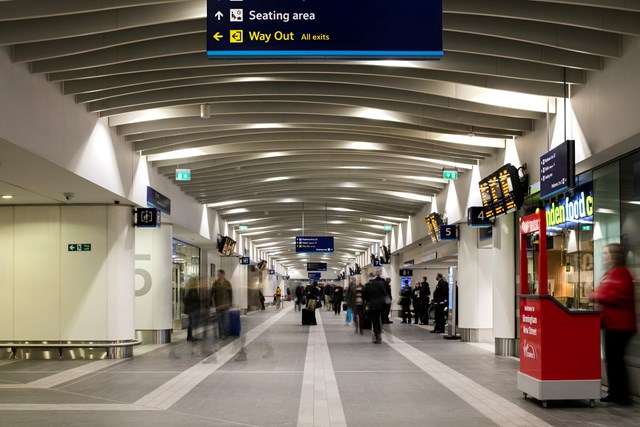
[517,211,601,408]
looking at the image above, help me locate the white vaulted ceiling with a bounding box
[1,0,638,272]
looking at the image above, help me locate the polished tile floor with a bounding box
[0,303,639,427]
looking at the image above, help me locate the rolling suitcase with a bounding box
[228,309,241,336]
[302,308,317,326]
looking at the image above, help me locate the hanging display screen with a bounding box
[479,164,525,219]
[425,212,443,243]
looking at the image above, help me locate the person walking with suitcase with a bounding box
[211,270,233,339]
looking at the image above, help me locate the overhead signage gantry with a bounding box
[207,0,443,59]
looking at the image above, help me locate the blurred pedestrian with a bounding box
[184,278,200,342]
[590,243,637,405]
[419,277,431,325]
[400,282,412,324]
[432,273,448,333]
[363,269,388,344]
[333,284,344,315]
[383,278,393,324]
[211,270,233,339]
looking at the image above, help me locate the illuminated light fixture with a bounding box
[380,191,432,202]
[336,166,371,170]
[223,208,249,215]
[208,200,247,208]
[329,207,356,212]
[200,103,211,119]
[239,225,249,231]
[263,176,289,182]
[1,195,13,199]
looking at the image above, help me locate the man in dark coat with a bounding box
[411,282,422,324]
[400,282,412,324]
[432,273,449,333]
[383,277,393,324]
[419,277,431,325]
[363,269,388,344]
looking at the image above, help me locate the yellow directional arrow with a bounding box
[212,32,223,42]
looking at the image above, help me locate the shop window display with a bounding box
[172,240,201,324]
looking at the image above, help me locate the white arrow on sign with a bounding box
[215,11,223,20]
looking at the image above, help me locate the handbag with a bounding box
[346,308,353,323]
[306,299,317,310]
[342,303,347,311]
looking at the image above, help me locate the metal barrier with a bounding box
[0,340,142,360]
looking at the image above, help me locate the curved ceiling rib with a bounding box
[1,0,638,271]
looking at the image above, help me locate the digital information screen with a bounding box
[307,262,327,271]
[479,164,525,220]
[296,236,334,253]
[207,0,443,59]
[425,213,443,243]
[308,272,322,280]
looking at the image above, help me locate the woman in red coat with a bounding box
[591,243,637,405]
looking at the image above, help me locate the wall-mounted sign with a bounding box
[467,206,492,227]
[403,260,414,267]
[134,208,161,228]
[146,186,171,215]
[239,224,249,231]
[268,269,276,275]
[384,224,393,231]
[68,243,92,252]
[538,184,594,228]
[540,140,575,200]
[425,212,443,242]
[478,164,525,220]
[307,262,327,272]
[372,259,381,267]
[439,224,458,241]
[175,168,191,181]
[308,272,321,280]
[240,257,250,265]
[399,269,413,277]
[207,0,443,59]
[296,236,334,253]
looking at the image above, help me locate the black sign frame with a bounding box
[134,208,161,228]
[540,139,575,200]
[307,262,327,272]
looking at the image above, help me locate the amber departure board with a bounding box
[425,213,443,242]
[478,164,525,220]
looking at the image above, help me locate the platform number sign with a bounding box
[439,225,458,241]
[467,206,492,227]
[400,269,413,277]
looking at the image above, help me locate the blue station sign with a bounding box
[207,0,443,59]
[296,236,334,253]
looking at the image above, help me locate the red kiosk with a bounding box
[518,211,601,408]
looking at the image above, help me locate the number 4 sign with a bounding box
[467,206,492,227]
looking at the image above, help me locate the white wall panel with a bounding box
[458,226,479,329]
[60,206,108,340]
[477,249,494,329]
[107,206,135,340]
[135,225,172,331]
[14,206,61,340]
[0,207,15,340]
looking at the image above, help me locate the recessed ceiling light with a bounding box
[1,195,13,199]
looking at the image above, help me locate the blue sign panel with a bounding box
[146,186,171,215]
[540,140,575,200]
[439,224,458,241]
[308,272,322,280]
[307,262,327,272]
[467,206,492,228]
[207,0,443,59]
[296,236,334,253]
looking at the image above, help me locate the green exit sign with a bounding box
[384,224,393,231]
[176,169,191,181]
[355,251,361,256]
[68,243,92,252]
[443,170,458,180]
[239,225,249,231]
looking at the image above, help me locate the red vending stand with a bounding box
[518,211,601,408]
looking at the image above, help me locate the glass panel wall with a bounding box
[172,240,201,323]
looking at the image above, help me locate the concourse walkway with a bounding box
[0,304,639,427]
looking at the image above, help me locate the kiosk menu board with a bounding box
[479,164,525,219]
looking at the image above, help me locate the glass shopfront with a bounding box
[172,240,201,325]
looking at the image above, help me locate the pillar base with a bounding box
[459,328,493,343]
[136,329,171,345]
[495,337,516,356]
